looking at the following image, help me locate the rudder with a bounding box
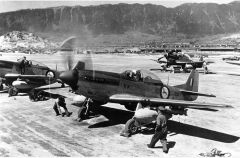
[185,69,199,92]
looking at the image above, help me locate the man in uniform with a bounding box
[147,106,168,153]
[53,97,72,117]
[17,56,27,74]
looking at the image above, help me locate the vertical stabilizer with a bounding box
[185,69,199,92]
[175,69,199,101]
[74,61,85,70]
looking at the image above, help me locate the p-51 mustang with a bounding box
[0,36,78,97]
[0,58,63,96]
[152,51,212,73]
[59,57,231,133]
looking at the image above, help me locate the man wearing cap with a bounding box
[17,56,27,74]
[147,106,168,153]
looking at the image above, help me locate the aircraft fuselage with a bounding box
[74,70,189,103]
[0,59,57,90]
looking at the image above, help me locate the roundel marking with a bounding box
[46,70,55,78]
[160,86,170,99]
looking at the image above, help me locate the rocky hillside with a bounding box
[0,2,240,37]
[0,31,58,54]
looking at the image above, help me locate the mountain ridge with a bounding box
[0,2,240,38]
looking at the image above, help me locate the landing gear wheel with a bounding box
[0,84,3,91]
[8,87,18,96]
[61,83,65,88]
[124,118,139,135]
[36,90,46,101]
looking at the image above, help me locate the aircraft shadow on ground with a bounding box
[87,106,134,128]
[88,106,239,143]
[167,121,239,143]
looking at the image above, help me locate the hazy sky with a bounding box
[0,0,237,13]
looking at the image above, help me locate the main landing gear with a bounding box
[61,83,65,88]
[76,98,92,121]
[29,89,48,102]
[76,98,105,121]
[8,86,18,97]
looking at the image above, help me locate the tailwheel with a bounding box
[124,118,139,135]
[8,87,18,96]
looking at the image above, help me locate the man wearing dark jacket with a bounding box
[53,97,72,117]
[18,56,27,74]
[147,106,168,153]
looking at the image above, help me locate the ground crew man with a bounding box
[18,56,27,74]
[147,106,168,153]
[53,97,72,117]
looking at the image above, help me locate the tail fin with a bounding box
[175,69,199,101]
[74,61,85,70]
[185,69,199,92]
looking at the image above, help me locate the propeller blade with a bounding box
[66,54,74,70]
[59,36,95,92]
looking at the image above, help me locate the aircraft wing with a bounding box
[183,61,204,65]
[5,74,54,79]
[109,94,232,109]
[150,59,167,63]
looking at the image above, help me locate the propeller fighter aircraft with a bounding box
[0,58,64,96]
[152,50,212,73]
[0,37,76,97]
[59,51,232,134]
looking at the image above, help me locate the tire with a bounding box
[8,87,18,96]
[36,90,44,101]
[124,118,139,134]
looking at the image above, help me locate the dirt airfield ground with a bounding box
[0,52,240,157]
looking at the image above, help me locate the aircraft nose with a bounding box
[59,70,78,90]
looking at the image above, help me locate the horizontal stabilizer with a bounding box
[180,89,216,97]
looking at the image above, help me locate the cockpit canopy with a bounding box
[121,69,163,84]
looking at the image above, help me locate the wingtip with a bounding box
[210,94,216,97]
[226,105,234,108]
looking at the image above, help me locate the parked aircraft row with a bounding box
[0,37,234,134]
